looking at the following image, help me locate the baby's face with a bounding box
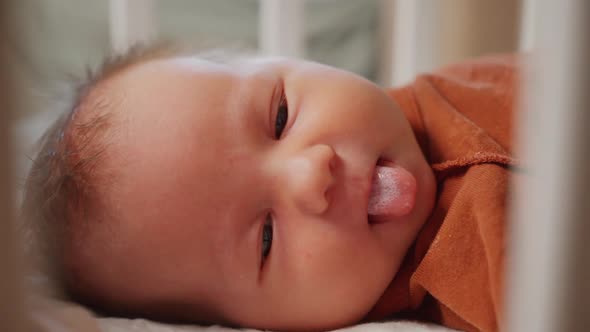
[87,56,435,330]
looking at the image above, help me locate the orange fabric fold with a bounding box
[366,55,522,332]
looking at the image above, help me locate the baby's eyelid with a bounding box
[268,83,279,138]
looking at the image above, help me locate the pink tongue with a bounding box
[368,165,417,217]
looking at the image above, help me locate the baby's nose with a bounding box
[284,144,336,215]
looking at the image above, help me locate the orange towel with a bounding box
[366,55,521,332]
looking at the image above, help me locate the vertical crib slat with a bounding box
[507,0,590,331]
[258,0,305,58]
[376,0,394,86]
[389,0,418,86]
[518,0,536,51]
[109,0,156,52]
[386,0,441,86]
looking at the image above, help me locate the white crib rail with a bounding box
[259,0,305,57]
[506,0,590,331]
[384,0,442,86]
[388,0,419,86]
[518,0,536,51]
[109,0,156,52]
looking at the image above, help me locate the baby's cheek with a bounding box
[249,228,391,329]
[292,230,386,292]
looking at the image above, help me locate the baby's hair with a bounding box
[20,42,254,322]
[20,42,181,299]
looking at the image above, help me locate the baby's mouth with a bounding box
[367,159,417,224]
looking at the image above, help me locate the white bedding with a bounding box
[31,296,457,332]
[99,317,457,332]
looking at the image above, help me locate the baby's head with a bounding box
[24,45,436,331]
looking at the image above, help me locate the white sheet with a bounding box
[30,296,458,332]
[99,317,458,332]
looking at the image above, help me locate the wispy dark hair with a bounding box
[20,42,180,298]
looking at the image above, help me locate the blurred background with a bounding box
[9,0,522,187]
[11,0,377,118]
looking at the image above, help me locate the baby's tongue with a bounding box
[368,164,417,218]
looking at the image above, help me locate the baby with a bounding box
[23,45,518,332]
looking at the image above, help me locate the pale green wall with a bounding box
[10,0,378,118]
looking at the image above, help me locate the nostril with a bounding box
[328,150,341,177]
[329,155,337,172]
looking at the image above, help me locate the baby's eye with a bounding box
[274,93,288,139]
[262,214,274,264]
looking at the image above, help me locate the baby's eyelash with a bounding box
[279,89,287,107]
[274,88,289,139]
[261,214,273,266]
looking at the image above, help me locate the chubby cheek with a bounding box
[266,224,394,326]
[304,86,404,154]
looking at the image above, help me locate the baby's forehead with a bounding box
[84,53,295,204]
[101,58,231,101]
[119,55,292,82]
